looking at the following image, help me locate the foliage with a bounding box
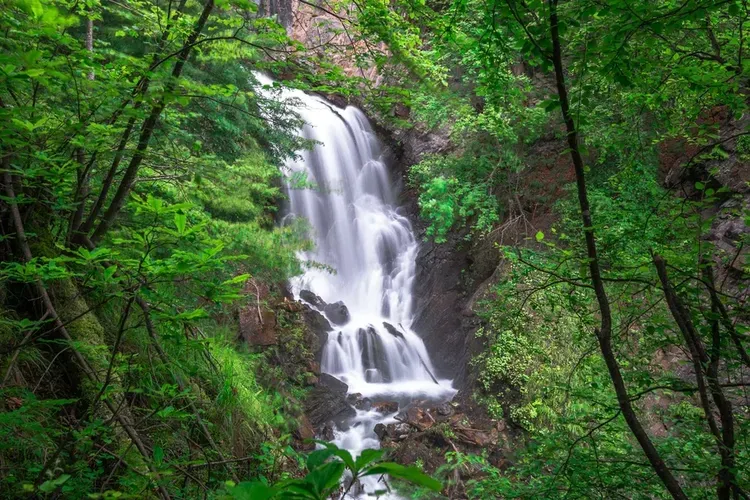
[344,0,750,496]
[224,442,442,499]
[0,0,328,496]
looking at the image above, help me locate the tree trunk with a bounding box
[546,1,687,498]
[90,0,214,244]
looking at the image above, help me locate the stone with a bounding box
[357,327,392,382]
[300,289,326,310]
[302,308,333,360]
[307,360,321,375]
[373,401,398,414]
[404,406,434,430]
[382,322,405,339]
[295,415,315,441]
[434,402,454,417]
[304,373,356,428]
[294,415,316,451]
[319,372,348,392]
[239,307,277,346]
[374,423,387,440]
[346,393,373,411]
[324,301,351,325]
[322,421,336,441]
[389,423,412,437]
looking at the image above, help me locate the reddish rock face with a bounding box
[239,304,278,346]
[294,415,316,451]
[238,280,278,345]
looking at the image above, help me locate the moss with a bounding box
[51,278,109,371]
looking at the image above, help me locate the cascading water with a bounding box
[259,74,455,497]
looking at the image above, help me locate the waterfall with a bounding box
[258,74,455,497]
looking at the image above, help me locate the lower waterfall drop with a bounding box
[259,74,456,497]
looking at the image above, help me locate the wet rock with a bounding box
[382,322,405,339]
[300,289,326,310]
[346,393,373,411]
[304,308,333,333]
[304,373,356,428]
[324,301,351,325]
[321,421,336,441]
[364,369,384,383]
[373,401,398,414]
[319,373,347,392]
[302,308,332,360]
[434,402,454,418]
[386,422,413,439]
[357,327,392,382]
[374,423,387,440]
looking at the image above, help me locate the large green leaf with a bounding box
[362,463,442,491]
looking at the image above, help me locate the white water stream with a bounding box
[258,74,455,497]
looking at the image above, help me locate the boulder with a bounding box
[304,373,355,428]
[434,402,454,418]
[386,422,413,440]
[321,421,336,441]
[374,423,387,440]
[346,393,373,411]
[300,289,326,310]
[373,401,399,414]
[302,308,333,359]
[324,301,351,325]
[357,327,392,382]
[294,415,316,450]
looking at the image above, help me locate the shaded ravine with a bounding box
[259,75,456,497]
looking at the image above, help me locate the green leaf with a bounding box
[229,481,278,500]
[39,474,70,493]
[306,448,334,471]
[355,449,385,471]
[307,461,345,496]
[535,231,545,242]
[174,213,187,234]
[222,273,251,286]
[362,463,441,491]
[103,265,117,280]
[153,446,164,465]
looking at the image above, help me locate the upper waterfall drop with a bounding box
[261,75,452,399]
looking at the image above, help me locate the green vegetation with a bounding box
[341,0,750,497]
[2,0,749,497]
[0,0,436,497]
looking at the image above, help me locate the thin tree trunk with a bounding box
[90,0,214,245]
[78,0,188,239]
[546,1,687,498]
[87,17,95,80]
[654,256,740,499]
